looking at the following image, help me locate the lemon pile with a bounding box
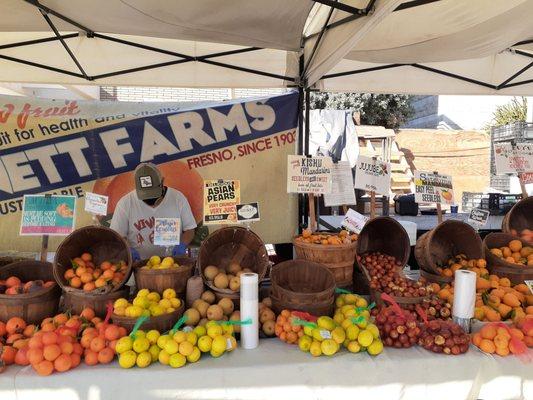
[142,256,182,270]
[113,288,182,318]
[115,329,162,368]
[297,293,383,357]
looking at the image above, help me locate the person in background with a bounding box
[110,162,197,260]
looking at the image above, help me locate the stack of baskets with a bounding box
[0,260,61,324]
[355,217,425,306]
[197,226,269,305]
[293,232,357,288]
[53,226,132,318]
[415,220,483,284]
[270,260,335,316]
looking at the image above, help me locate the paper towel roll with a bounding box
[452,270,476,319]
[240,272,258,349]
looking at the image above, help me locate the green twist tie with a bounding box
[217,318,252,326]
[351,316,366,325]
[291,318,318,329]
[355,302,376,313]
[129,315,149,339]
[169,315,188,335]
[335,288,353,294]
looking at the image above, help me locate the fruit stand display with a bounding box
[483,233,533,284]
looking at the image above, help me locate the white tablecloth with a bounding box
[1,341,532,400]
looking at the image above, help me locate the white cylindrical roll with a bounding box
[452,270,476,319]
[240,272,259,349]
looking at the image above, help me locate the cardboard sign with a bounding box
[353,156,391,196]
[519,172,533,185]
[341,208,369,234]
[287,155,333,194]
[20,195,76,235]
[84,192,108,216]
[468,208,490,227]
[494,142,533,174]
[324,161,356,207]
[153,218,181,246]
[236,202,260,222]
[203,180,241,225]
[414,171,454,205]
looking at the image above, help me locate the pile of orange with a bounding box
[472,322,532,356]
[64,252,128,291]
[0,317,37,369]
[489,239,533,267]
[0,276,56,295]
[295,230,358,246]
[274,310,305,344]
[79,313,125,366]
[436,254,487,278]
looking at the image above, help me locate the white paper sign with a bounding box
[153,218,181,246]
[341,208,369,234]
[324,161,356,207]
[84,192,108,216]
[353,155,391,196]
[414,170,454,205]
[287,155,333,194]
[468,208,489,227]
[236,202,260,222]
[494,142,533,174]
[525,280,533,294]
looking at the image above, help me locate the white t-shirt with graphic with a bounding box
[110,188,197,259]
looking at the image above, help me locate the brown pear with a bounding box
[206,304,224,321]
[218,298,234,316]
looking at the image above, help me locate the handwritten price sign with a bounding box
[287,155,333,194]
[494,142,533,174]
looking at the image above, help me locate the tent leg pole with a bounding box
[297,53,305,233]
[305,88,311,155]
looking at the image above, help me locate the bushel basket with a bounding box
[133,256,195,297]
[502,196,532,243]
[112,301,185,333]
[62,286,130,318]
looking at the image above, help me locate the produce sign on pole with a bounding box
[286,155,333,194]
[467,208,489,228]
[341,208,369,234]
[519,172,533,185]
[20,194,76,235]
[84,192,108,216]
[353,156,391,196]
[324,161,356,207]
[153,217,181,246]
[494,142,533,174]
[203,180,240,225]
[236,202,260,223]
[414,171,454,205]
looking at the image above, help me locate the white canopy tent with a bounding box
[1,0,533,96]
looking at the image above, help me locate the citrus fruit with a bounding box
[136,351,152,368]
[158,349,170,365]
[146,330,160,345]
[207,325,223,339]
[132,337,150,353]
[164,340,179,355]
[321,339,339,356]
[163,288,176,299]
[193,326,207,337]
[148,344,160,362]
[357,330,373,347]
[187,347,201,363]
[367,339,383,356]
[173,331,187,344]
[298,335,312,352]
[169,353,187,368]
[149,256,161,266]
[179,341,194,357]
[347,341,361,353]
[119,350,137,368]
[309,341,322,357]
[346,325,360,341]
[115,337,133,354]
[366,324,380,339]
[198,336,212,352]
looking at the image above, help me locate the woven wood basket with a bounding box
[0,261,61,324]
[54,226,132,294]
[111,301,185,333]
[198,226,269,297]
[502,197,532,242]
[483,232,533,285]
[269,260,335,316]
[133,256,195,297]
[415,220,483,275]
[62,286,130,318]
[419,269,453,285]
[293,233,356,287]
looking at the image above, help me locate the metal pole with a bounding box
[305,88,311,155]
[297,53,305,232]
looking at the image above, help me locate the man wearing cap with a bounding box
[110,163,197,259]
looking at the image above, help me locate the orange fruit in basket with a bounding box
[490,248,503,258]
[70,277,82,288]
[83,282,96,292]
[509,240,522,253]
[479,339,496,354]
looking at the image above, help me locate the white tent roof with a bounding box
[1,0,533,95]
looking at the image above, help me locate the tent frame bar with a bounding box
[313,0,367,15]
[0,53,85,78]
[24,0,94,36]
[0,33,79,50]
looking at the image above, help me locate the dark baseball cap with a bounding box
[135,163,163,200]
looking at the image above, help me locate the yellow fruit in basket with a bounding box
[114,306,126,316]
[178,341,194,357]
[211,335,227,355]
[164,339,179,355]
[187,346,201,363]
[193,326,207,338]
[204,265,219,280]
[186,332,198,345]
[345,294,358,305]
[119,350,137,368]
[147,292,161,302]
[163,288,176,299]
[133,297,150,309]
[161,257,174,268]
[173,331,187,344]
[331,327,346,344]
[346,325,360,341]
[347,341,361,353]
[133,337,150,353]
[114,298,129,309]
[137,289,150,298]
[309,341,322,357]
[116,336,133,354]
[298,335,312,352]
[157,335,170,349]
[149,256,161,266]
[366,324,380,339]
[214,273,229,289]
[166,307,175,313]
[159,299,172,309]
[158,349,170,365]
[136,351,151,368]
[207,325,223,339]
[148,344,160,362]
[355,297,368,308]
[146,330,160,345]
[321,339,339,356]
[170,298,181,308]
[367,339,384,356]
[198,335,212,352]
[126,305,143,318]
[357,330,373,347]
[150,304,165,317]
[169,353,187,368]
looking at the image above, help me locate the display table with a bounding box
[2,341,532,400]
